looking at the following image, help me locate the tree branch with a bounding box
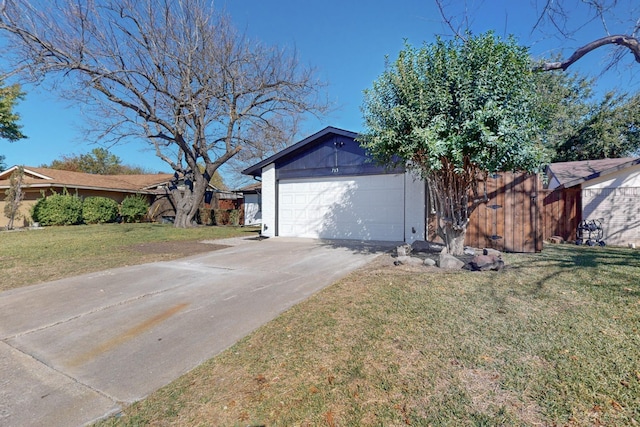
[538,34,640,71]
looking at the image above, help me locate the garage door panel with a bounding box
[278,175,405,241]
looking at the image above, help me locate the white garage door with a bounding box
[278,174,405,241]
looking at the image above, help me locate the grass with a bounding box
[0,223,258,291]
[94,244,640,426]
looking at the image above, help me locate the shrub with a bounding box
[82,196,119,224]
[199,208,214,225]
[228,209,240,226]
[213,209,240,226]
[120,194,149,223]
[31,190,83,226]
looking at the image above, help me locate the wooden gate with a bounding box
[464,172,543,253]
[426,172,582,253]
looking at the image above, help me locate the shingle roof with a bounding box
[0,166,174,192]
[547,157,640,188]
[236,182,261,193]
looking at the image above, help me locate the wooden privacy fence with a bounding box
[540,187,581,243]
[453,172,581,253]
[464,172,543,253]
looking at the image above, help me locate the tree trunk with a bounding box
[438,222,467,256]
[427,158,483,256]
[171,172,209,228]
[173,202,194,228]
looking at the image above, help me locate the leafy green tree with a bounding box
[532,69,592,155]
[359,32,548,255]
[3,165,25,229]
[435,0,640,73]
[0,79,25,142]
[1,78,26,167]
[552,91,640,161]
[529,66,640,162]
[44,148,150,174]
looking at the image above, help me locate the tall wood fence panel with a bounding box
[540,187,581,242]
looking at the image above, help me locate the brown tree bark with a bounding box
[538,35,640,71]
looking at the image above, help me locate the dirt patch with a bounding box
[129,241,229,255]
[458,367,543,424]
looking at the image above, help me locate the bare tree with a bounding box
[435,0,640,73]
[0,0,328,227]
[4,165,24,229]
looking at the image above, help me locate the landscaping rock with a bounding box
[411,240,445,253]
[470,254,504,271]
[483,248,502,257]
[549,236,564,244]
[464,247,477,256]
[396,244,412,257]
[437,253,465,270]
[423,258,436,267]
[397,255,424,266]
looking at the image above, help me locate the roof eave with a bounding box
[242,126,358,177]
[561,158,640,188]
[0,182,161,194]
[0,165,54,180]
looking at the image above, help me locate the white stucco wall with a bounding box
[582,187,640,246]
[260,163,276,237]
[582,163,640,189]
[581,164,640,246]
[404,172,426,243]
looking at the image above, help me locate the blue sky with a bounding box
[2,0,639,183]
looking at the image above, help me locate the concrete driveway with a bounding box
[0,236,392,427]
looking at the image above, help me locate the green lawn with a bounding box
[0,223,258,291]
[96,244,640,426]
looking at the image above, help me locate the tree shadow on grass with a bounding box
[508,244,640,296]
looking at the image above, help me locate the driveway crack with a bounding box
[3,283,187,340]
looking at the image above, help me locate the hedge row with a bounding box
[199,208,240,226]
[31,193,150,226]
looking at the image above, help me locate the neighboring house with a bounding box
[0,166,174,227]
[242,126,426,242]
[546,157,640,246]
[237,182,262,226]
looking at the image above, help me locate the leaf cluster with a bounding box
[553,91,640,161]
[0,79,26,142]
[44,148,150,175]
[360,32,549,176]
[31,192,149,225]
[82,196,120,224]
[119,194,149,223]
[31,191,83,226]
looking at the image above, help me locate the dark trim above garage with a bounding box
[242,126,403,178]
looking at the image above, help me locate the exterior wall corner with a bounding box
[404,172,426,243]
[260,163,276,237]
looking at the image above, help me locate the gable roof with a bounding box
[242,126,358,177]
[0,166,174,193]
[236,182,261,193]
[547,157,640,189]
